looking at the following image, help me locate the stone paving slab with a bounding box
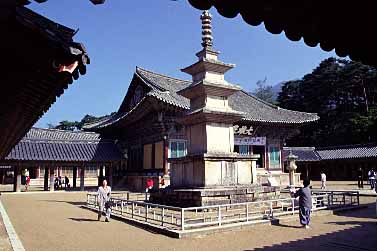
[0,192,376,251]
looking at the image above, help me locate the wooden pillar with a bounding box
[108,163,113,187]
[49,167,55,191]
[13,166,21,192]
[163,137,169,176]
[35,167,39,178]
[98,166,104,186]
[73,167,77,188]
[80,166,85,191]
[44,167,49,191]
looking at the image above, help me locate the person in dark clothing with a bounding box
[54,176,59,190]
[291,179,312,229]
[357,168,364,188]
[64,176,70,190]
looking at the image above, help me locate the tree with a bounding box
[48,112,116,131]
[277,57,377,146]
[252,77,275,104]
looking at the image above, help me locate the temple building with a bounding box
[284,144,377,181]
[0,127,122,192]
[83,11,319,192]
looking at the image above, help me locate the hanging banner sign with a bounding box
[234,136,266,146]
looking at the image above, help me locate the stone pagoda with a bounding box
[150,11,276,207]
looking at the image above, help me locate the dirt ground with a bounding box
[0,192,376,251]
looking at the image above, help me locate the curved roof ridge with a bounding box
[29,127,98,135]
[283,146,316,150]
[317,143,377,151]
[81,115,114,129]
[136,66,191,84]
[25,127,101,141]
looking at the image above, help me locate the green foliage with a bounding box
[278,57,377,146]
[252,77,275,104]
[48,112,116,131]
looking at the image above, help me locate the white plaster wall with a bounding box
[206,123,233,153]
[206,95,229,110]
[204,161,222,186]
[205,71,225,82]
[237,161,252,184]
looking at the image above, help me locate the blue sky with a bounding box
[31,0,336,128]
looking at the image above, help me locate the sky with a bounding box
[30,0,337,128]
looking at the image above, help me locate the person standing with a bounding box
[357,167,364,188]
[320,171,326,189]
[291,179,312,229]
[97,179,112,222]
[368,168,375,190]
[25,175,30,191]
[64,176,70,190]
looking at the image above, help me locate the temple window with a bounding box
[269,146,281,168]
[169,140,187,158]
[238,145,250,155]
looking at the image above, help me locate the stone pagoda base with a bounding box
[149,185,280,207]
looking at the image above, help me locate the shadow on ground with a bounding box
[68,217,98,222]
[39,200,85,206]
[247,204,377,251]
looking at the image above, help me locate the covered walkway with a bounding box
[0,128,123,192]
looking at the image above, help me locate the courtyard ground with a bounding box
[0,214,11,251]
[0,191,375,251]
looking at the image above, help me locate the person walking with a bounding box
[320,171,326,189]
[97,179,112,222]
[291,179,312,229]
[368,168,375,190]
[357,167,364,188]
[25,175,30,191]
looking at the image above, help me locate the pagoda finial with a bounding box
[201,10,213,48]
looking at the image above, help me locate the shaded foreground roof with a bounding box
[4,128,122,163]
[188,0,377,68]
[84,67,318,129]
[284,144,377,162]
[0,6,89,159]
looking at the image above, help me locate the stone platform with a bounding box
[149,185,280,207]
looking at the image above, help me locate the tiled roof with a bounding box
[5,128,122,162]
[283,147,320,162]
[316,144,377,160]
[0,6,89,159]
[137,67,319,124]
[85,67,318,129]
[284,144,377,161]
[24,128,101,141]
